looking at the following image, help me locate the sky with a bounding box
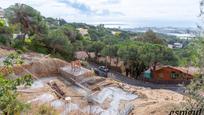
[0,0,201,28]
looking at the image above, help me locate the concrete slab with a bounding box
[60,66,92,93]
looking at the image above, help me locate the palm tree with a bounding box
[5,3,43,38]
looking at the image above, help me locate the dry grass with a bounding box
[0,48,15,56]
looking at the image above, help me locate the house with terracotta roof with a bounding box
[144,66,194,84]
[75,51,88,60]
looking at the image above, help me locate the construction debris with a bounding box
[47,81,65,99]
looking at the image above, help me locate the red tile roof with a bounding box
[75,51,88,60]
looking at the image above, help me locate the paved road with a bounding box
[88,62,186,93]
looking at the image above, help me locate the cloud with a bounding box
[58,0,123,16]
[104,0,121,4]
[0,0,201,27]
[58,0,92,14]
[95,9,124,16]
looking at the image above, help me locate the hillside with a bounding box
[0,48,187,115]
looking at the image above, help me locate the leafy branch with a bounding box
[0,53,33,115]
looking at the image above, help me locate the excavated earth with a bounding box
[0,49,188,115]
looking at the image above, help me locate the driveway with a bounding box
[87,62,186,93]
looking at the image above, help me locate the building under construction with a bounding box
[0,50,188,115]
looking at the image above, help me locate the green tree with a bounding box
[5,3,44,37]
[45,17,60,28]
[0,25,12,46]
[5,3,48,52]
[137,29,166,45]
[46,29,74,60]
[0,19,13,46]
[87,41,105,60]
[101,45,118,66]
[0,74,32,115]
[117,40,178,78]
[118,43,142,78]
[0,19,5,27]
[60,25,78,43]
[0,53,33,115]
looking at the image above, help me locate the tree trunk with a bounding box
[86,51,90,61]
[109,56,112,66]
[153,61,157,71]
[95,52,98,62]
[105,56,108,67]
[116,57,119,67]
[53,48,56,54]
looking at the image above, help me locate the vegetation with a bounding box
[185,75,204,108]
[175,39,203,66]
[0,19,12,46]
[182,39,204,109]
[0,3,197,79]
[183,33,204,109]
[0,53,33,114]
[182,0,204,109]
[136,29,167,45]
[0,74,32,115]
[117,40,178,78]
[36,104,58,115]
[4,3,47,38]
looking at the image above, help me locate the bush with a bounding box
[37,104,58,115]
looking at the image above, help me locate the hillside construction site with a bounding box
[0,49,188,115]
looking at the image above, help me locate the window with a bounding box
[171,72,178,79]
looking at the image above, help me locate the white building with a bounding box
[111,31,121,35]
[77,28,88,36]
[168,44,173,49]
[168,33,196,40]
[173,43,183,48]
